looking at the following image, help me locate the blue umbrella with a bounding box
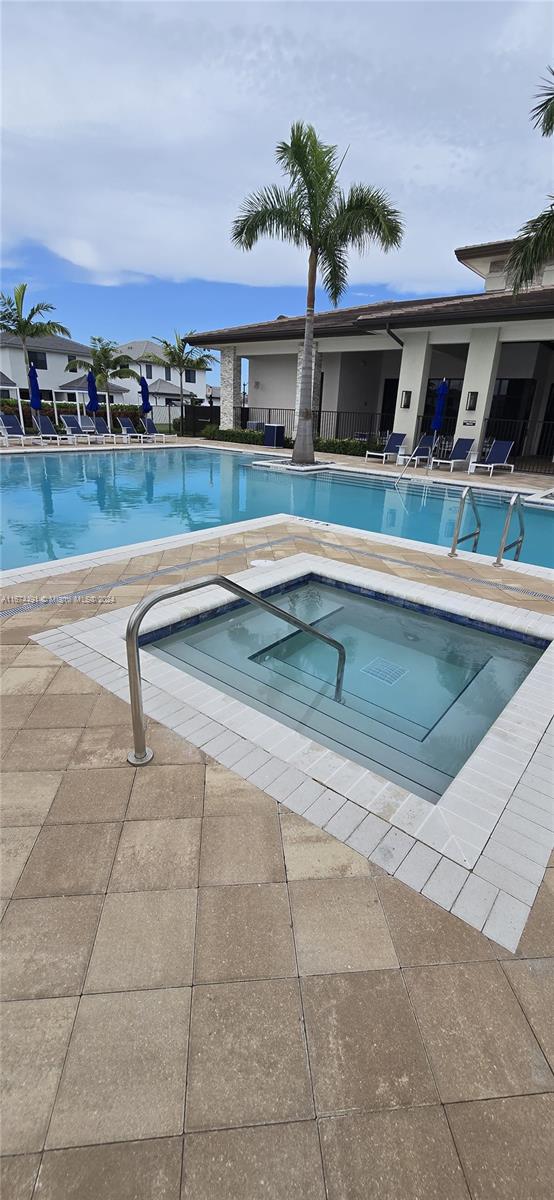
[86,370,99,414]
[431,379,448,432]
[139,376,152,415]
[28,364,42,410]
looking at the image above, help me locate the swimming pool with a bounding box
[1,447,552,569]
[148,577,544,803]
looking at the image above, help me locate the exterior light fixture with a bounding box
[466,391,478,411]
[400,390,412,409]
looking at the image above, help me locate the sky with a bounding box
[1,0,552,380]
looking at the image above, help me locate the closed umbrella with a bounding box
[139,376,152,415]
[29,363,42,410]
[428,378,448,470]
[86,370,99,415]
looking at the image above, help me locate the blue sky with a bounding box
[2,2,552,383]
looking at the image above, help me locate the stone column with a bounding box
[294,343,322,435]
[220,346,241,430]
[392,332,432,452]
[453,327,501,456]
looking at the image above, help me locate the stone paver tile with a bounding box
[203,764,276,815]
[85,889,197,992]
[24,694,97,728]
[109,818,201,891]
[194,883,296,983]
[302,971,437,1114]
[1,771,61,826]
[320,1107,470,1200]
[289,878,397,975]
[185,978,313,1130]
[1,694,40,727]
[182,1122,326,1200]
[35,1137,182,1200]
[502,958,554,1067]
[447,1094,554,1200]
[12,645,61,667]
[46,768,133,824]
[127,764,204,820]
[46,667,101,694]
[86,692,133,726]
[0,666,59,695]
[2,727,83,771]
[14,822,121,898]
[0,1154,41,1200]
[376,877,496,966]
[404,961,554,1102]
[46,988,190,1148]
[1,725,18,755]
[0,643,25,664]
[1,997,78,1154]
[199,813,284,885]
[1,895,103,1000]
[67,726,146,770]
[0,826,40,896]
[146,720,205,764]
[510,869,554,958]
[280,810,371,879]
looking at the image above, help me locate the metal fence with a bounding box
[483,417,554,474]
[233,407,386,442]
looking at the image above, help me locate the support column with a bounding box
[453,327,501,456]
[294,343,322,435]
[220,346,241,430]
[392,332,432,452]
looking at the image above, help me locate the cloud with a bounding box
[2,0,552,297]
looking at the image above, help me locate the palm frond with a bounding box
[506,202,554,292]
[64,356,92,374]
[319,243,349,306]
[329,185,403,254]
[531,66,554,136]
[276,122,340,240]
[232,184,308,249]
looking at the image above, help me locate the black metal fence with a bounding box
[232,407,385,441]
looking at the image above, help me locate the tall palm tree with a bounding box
[0,282,70,369]
[507,67,554,292]
[232,122,403,465]
[145,332,214,435]
[65,336,140,410]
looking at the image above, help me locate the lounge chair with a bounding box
[472,440,515,476]
[431,438,474,472]
[410,434,434,466]
[92,416,120,443]
[0,411,39,446]
[32,411,72,445]
[61,414,92,444]
[117,416,145,442]
[79,415,106,444]
[140,416,166,442]
[365,432,405,462]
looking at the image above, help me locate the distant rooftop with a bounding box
[0,332,92,356]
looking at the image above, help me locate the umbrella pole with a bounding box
[76,392,81,423]
[16,388,24,432]
[106,395,112,433]
[53,394,59,425]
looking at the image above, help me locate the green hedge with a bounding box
[0,396,155,433]
[202,425,265,445]
[199,425,381,456]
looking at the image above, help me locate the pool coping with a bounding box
[32,552,554,953]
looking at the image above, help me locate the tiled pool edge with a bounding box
[32,553,554,953]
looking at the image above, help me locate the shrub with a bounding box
[201,425,265,445]
[314,436,379,456]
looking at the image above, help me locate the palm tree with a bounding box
[65,335,140,413]
[232,122,403,465]
[507,67,554,292]
[145,332,215,434]
[0,282,70,370]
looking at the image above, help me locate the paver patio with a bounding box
[1,509,553,1198]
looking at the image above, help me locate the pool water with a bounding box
[1,447,553,569]
[149,579,543,803]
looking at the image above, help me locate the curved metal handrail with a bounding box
[125,573,347,765]
[448,486,481,557]
[494,493,525,567]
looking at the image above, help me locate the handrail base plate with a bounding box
[127,747,154,767]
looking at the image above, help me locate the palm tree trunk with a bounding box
[292,249,317,466]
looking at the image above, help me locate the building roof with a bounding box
[0,370,17,388]
[58,374,129,394]
[116,340,163,362]
[454,239,515,263]
[147,378,181,397]
[188,286,554,347]
[0,332,92,355]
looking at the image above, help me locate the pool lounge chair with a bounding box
[141,416,167,442]
[410,434,434,466]
[118,416,145,442]
[79,415,107,444]
[32,411,72,445]
[431,438,474,472]
[0,411,40,446]
[61,414,93,444]
[365,432,405,462]
[92,416,121,443]
[472,440,515,476]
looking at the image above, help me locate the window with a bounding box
[28,350,47,370]
[185,369,196,383]
[67,355,77,369]
[144,363,152,380]
[164,366,171,382]
[466,391,478,411]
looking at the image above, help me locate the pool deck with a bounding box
[1,474,553,1196]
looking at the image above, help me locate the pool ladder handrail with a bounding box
[125,573,347,766]
[494,492,525,567]
[448,486,481,557]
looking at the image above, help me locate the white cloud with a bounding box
[2,0,552,296]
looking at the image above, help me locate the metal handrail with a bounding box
[494,493,525,567]
[395,441,432,487]
[125,573,347,765]
[448,486,481,557]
